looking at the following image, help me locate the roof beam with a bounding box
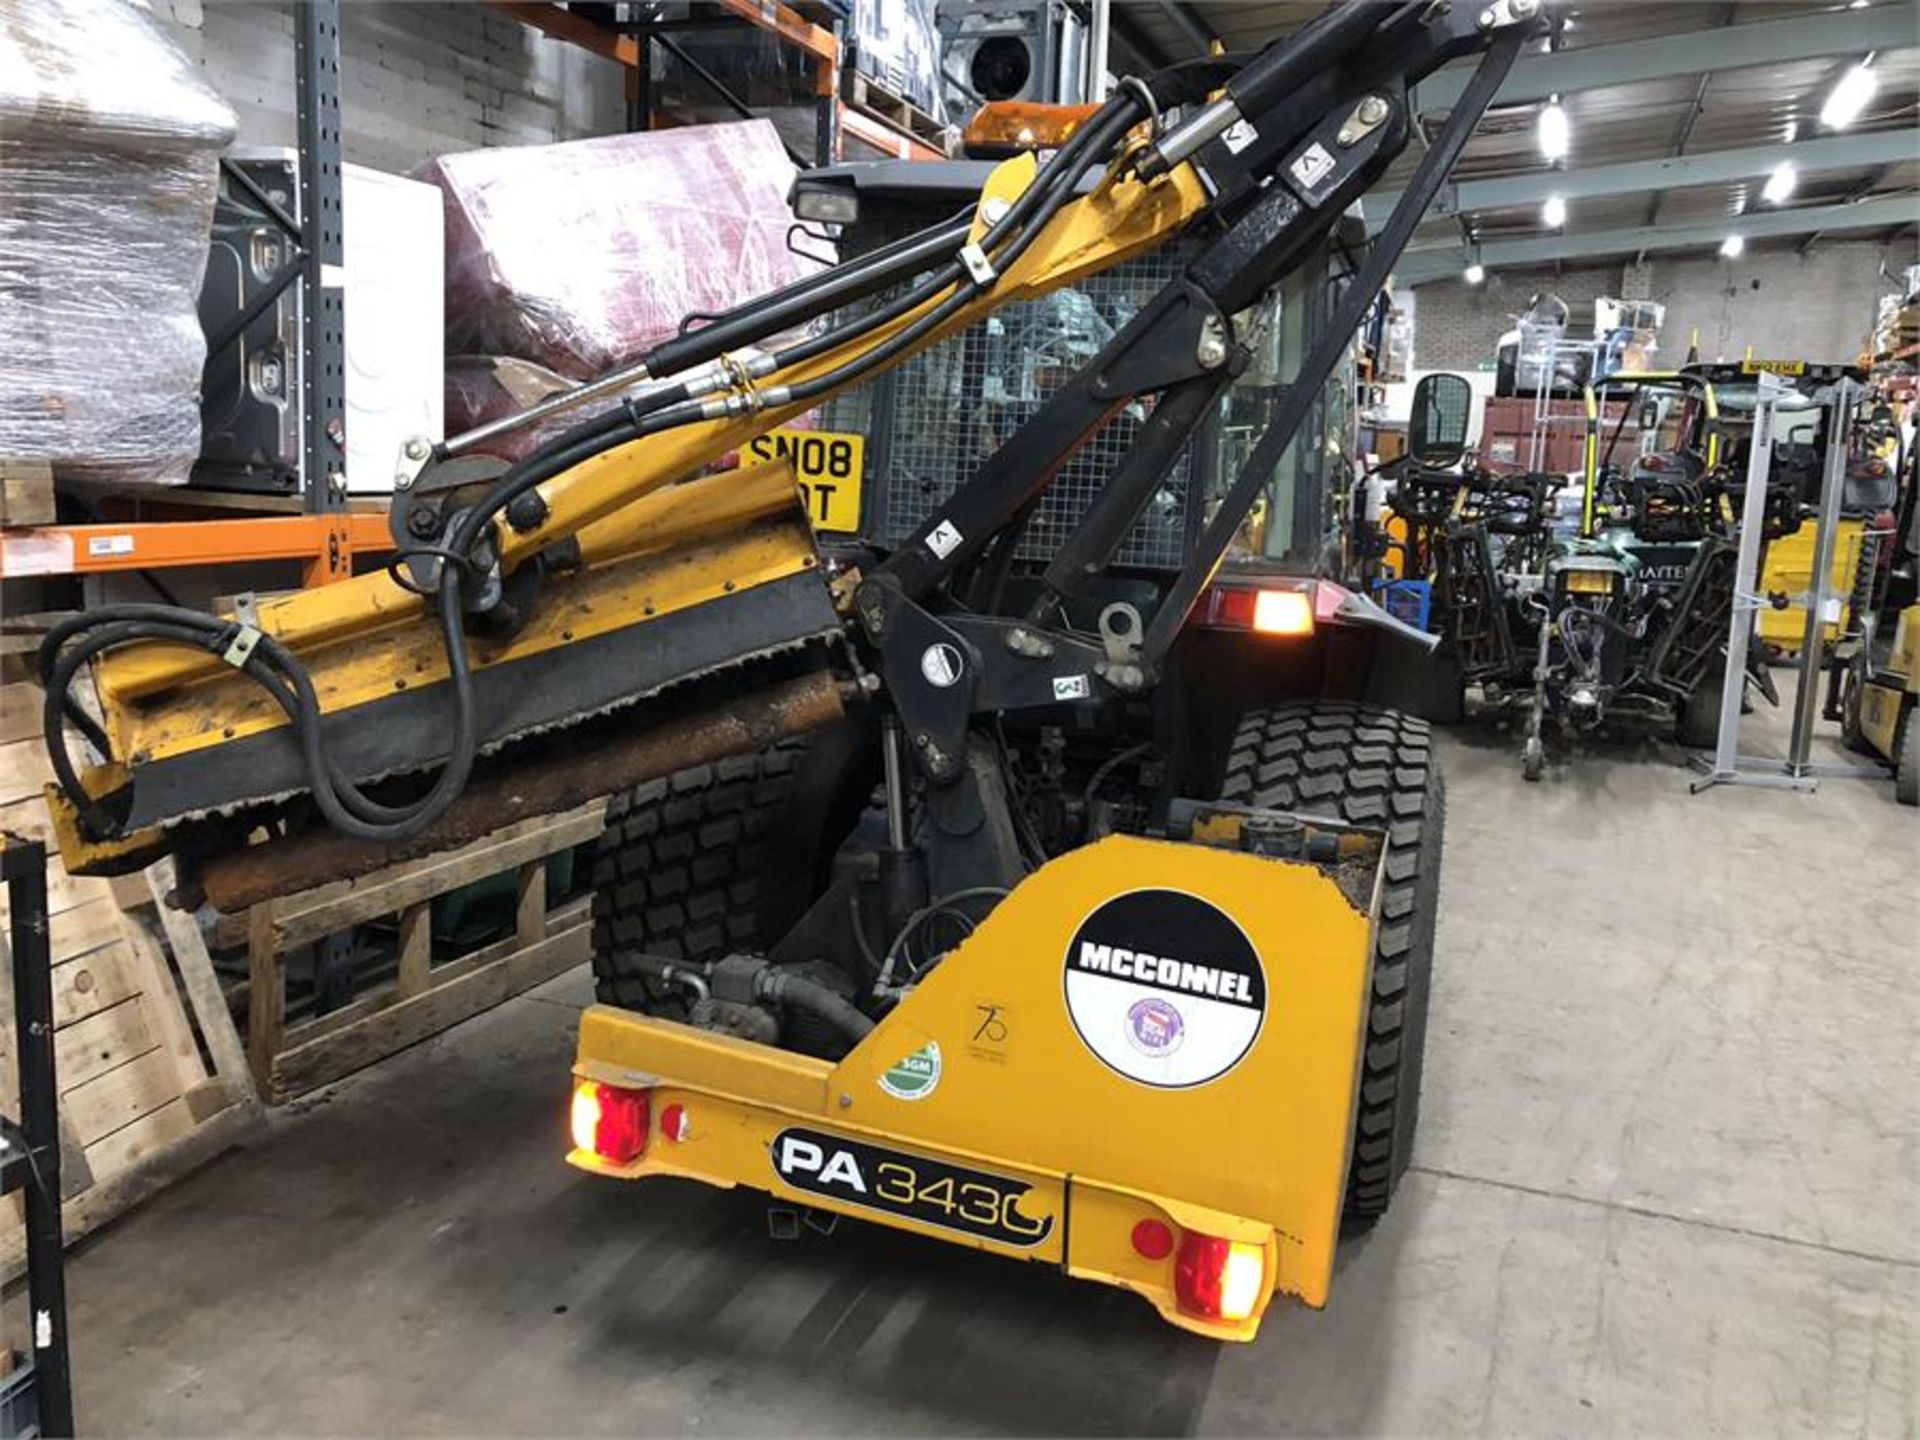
[1364,130,1920,231]
[1412,7,1914,113]
[1394,195,1920,285]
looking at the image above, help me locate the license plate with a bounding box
[1565,570,1614,595]
[770,1126,1057,1249]
[1741,359,1806,376]
[744,427,865,533]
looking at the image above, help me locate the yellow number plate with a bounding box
[1566,569,1614,595]
[744,427,865,533]
[1741,359,1806,376]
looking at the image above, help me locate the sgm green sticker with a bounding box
[878,1041,941,1100]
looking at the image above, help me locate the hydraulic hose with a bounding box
[755,969,875,1043]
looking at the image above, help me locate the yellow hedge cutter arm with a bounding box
[43,2,1533,908]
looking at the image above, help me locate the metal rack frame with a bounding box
[496,0,947,165]
[0,835,74,1440]
[1691,372,1883,793]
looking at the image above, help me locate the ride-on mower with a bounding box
[36,2,1544,1339]
[1389,367,1802,779]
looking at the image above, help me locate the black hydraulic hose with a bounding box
[645,84,1145,381]
[769,97,1152,384]
[756,969,875,1042]
[642,215,974,379]
[41,590,477,844]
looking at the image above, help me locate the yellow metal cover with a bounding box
[572,833,1379,1338]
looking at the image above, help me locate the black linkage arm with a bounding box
[1142,21,1531,665]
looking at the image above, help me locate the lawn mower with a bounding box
[1396,368,1793,778]
[36,0,1546,1339]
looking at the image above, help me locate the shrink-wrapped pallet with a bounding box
[0,0,235,484]
[421,121,814,382]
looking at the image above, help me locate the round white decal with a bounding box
[1063,889,1265,1088]
[920,642,964,688]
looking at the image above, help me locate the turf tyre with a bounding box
[1216,700,1445,1221]
[589,746,802,1015]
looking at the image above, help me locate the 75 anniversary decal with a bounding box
[771,1128,1054,1248]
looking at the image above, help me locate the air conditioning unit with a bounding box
[939,0,1088,114]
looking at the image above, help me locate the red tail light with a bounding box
[1200,585,1315,637]
[1174,1232,1266,1322]
[571,1080,649,1164]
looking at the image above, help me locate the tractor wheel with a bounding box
[1521,735,1545,782]
[1677,671,1723,751]
[1897,706,1919,808]
[1839,652,1874,755]
[590,746,804,1016]
[1216,700,1445,1222]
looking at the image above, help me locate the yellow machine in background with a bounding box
[1843,603,1920,805]
[1759,518,1869,653]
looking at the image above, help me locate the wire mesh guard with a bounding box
[817,251,1203,570]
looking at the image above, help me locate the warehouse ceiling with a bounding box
[1112,0,1919,284]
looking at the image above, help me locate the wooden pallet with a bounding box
[842,68,952,155]
[236,803,604,1103]
[0,685,260,1273]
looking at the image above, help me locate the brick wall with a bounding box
[153,0,627,174]
[1409,262,1620,371]
[1408,238,1916,373]
[1652,240,1908,366]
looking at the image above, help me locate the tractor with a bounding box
[38,1,1545,1338]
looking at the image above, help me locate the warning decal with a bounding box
[1062,889,1265,1089]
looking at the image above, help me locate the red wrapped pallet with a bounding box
[420,121,816,382]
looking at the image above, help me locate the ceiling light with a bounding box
[1821,60,1879,130]
[1537,97,1571,161]
[1542,195,1567,228]
[1720,234,1745,258]
[1464,263,1486,284]
[1763,163,1797,204]
[1848,1,1868,10]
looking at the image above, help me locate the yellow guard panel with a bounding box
[572,833,1378,1339]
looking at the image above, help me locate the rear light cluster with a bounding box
[1132,1216,1267,1323]
[571,1081,650,1164]
[1200,585,1315,637]
[1175,1233,1267,1322]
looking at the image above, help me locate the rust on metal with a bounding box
[198,670,847,913]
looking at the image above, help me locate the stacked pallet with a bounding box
[0,679,259,1267]
[230,803,604,1103]
[842,69,953,156]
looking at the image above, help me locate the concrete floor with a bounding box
[68,703,1918,1437]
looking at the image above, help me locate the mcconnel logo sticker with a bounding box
[1063,888,1265,1088]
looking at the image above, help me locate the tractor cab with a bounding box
[787,149,1438,737]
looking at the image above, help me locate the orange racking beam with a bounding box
[0,514,392,588]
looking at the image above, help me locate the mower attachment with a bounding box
[570,830,1382,1340]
